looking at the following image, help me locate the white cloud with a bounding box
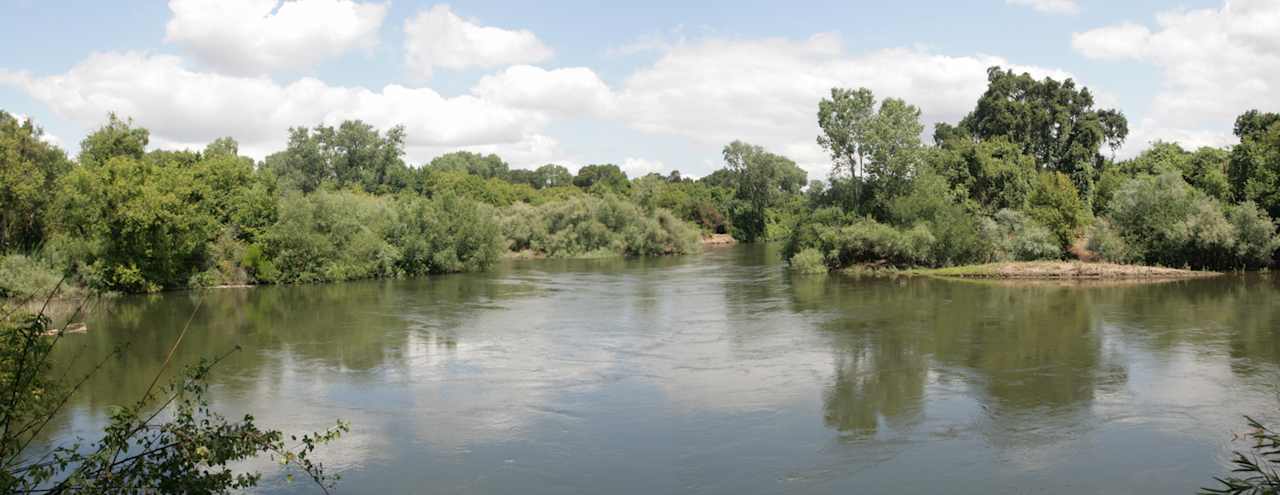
[0,51,551,163]
[620,157,666,177]
[611,33,1069,176]
[165,0,387,76]
[1073,0,1280,152]
[1006,0,1080,15]
[470,65,615,117]
[403,5,552,79]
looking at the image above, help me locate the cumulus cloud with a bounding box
[403,5,552,79]
[165,0,387,75]
[1072,0,1280,151]
[470,65,615,117]
[610,33,1069,175]
[1006,0,1079,15]
[0,51,552,163]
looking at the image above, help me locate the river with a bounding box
[44,244,1280,493]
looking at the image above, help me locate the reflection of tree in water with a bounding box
[49,272,544,418]
[790,276,1122,438]
[1085,275,1280,379]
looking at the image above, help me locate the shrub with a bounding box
[1028,171,1089,249]
[985,209,1061,261]
[1085,219,1137,264]
[788,216,935,269]
[1228,201,1280,268]
[499,195,699,258]
[789,248,828,274]
[1103,172,1280,269]
[0,254,63,299]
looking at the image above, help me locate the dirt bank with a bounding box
[916,261,1220,279]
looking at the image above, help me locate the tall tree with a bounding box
[428,151,509,179]
[953,67,1128,195]
[1228,110,1280,218]
[264,120,406,193]
[722,141,806,242]
[817,87,876,178]
[572,164,629,191]
[0,112,71,252]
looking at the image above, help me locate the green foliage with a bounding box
[785,208,936,268]
[1229,110,1280,219]
[387,193,503,275]
[50,151,218,292]
[0,309,347,493]
[573,164,630,192]
[500,195,699,258]
[816,88,925,217]
[722,141,807,241]
[0,111,71,252]
[932,137,1037,212]
[984,209,1061,261]
[1085,219,1136,264]
[0,254,63,299]
[1027,172,1088,249]
[1204,416,1280,494]
[1101,172,1280,269]
[263,120,408,193]
[789,248,828,274]
[427,151,509,179]
[951,67,1128,195]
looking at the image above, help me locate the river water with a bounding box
[45,244,1280,493]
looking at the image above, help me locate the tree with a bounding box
[0,112,71,252]
[722,141,807,242]
[953,67,1128,196]
[535,164,573,188]
[427,151,509,179]
[264,120,407,193]
[817,88,925,216]
[817,87,876,178]
[1027,172,1087,250]
[572,164,629,192]
[78,113,148,167]
[932,137,1037,212]
[1228,110,1280,219]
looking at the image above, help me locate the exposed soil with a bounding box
[701,234,737,246]
[920,261,1219,280]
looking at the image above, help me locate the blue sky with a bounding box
[0,0,1266,178]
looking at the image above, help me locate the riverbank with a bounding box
[912,261,1220,279]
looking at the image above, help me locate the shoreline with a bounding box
[911,261,1221,280]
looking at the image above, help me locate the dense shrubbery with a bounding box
[0,113,731,295]
[1093,173,1280,269]
[501,195,699,258]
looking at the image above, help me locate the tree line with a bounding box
[785,67,1280,273]
[0,112,815,296]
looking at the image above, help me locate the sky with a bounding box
[1,0,1273,179]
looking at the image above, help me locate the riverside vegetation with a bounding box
[4,66,1280,298]
[3,66,1280,492]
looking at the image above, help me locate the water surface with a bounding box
[48,245,1280,493]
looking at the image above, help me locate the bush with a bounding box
[0,254,63,299]
[1028,171,1089,249]
[789,248,829,274]
[787,215,935,269]
[1085,219,1137,264]
[499,195,699,258]
[1228,201,1280,268]
[1103,172,1280,269]
[985,209,1061,261]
